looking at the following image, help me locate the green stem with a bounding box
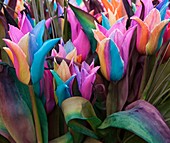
[29,85,43,143]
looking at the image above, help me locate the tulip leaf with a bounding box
[99,100,170,143]
[157,98,170,127]
[49,132,73,143]
[7,62,48,143]
[0,63,36,143]
[61,97,102,138]
[0,115,15,143]
[69,3,97,53]
[31,38,60,84]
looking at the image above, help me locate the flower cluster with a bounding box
[0,0,170,142]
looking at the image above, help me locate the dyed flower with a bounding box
[51,69,75,106]
[131,8,170,55]
[67,9,90,61]
[93,19,135,81]
[51,40,82,63]
[3,19,60,84]
[101,0,126,26]
[72,61,99,100]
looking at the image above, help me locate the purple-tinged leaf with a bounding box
[0,64,36,143]
[99,100,170,143]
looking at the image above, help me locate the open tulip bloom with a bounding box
[0,0,170,143]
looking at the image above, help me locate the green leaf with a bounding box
[49,132,73,143]
[98,100,170,143]
[61,97,102,138]
[147,59,170,104]
[69,3,97,53]
[157,97,170,127]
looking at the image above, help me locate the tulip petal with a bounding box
[51,70,73,106]
[146,19,170,55]
[8,25,24,43]
[109,39,124,81]
[56,60,71,82]
[144,8,161,31]
[20,13,33,34]
[156,0,169,20]
[131,16,150,54]
[96,38,110,80]
[101,13,111,30]
[121,26,136,72]
[69,4,97,53]
[3,39,30,84]
[67,9,80,42]
[80,73,96,100]
[93,29,107,43]
[31,20,45,48]
[109,29,124,52]
[73,29,90,60]
[43,70,55,114]
[18,33,30,63]
[106,17,127,36]
[101,0,114,12]
[28,33,39,65]
[31,38,60,84]
[3,47,14,64]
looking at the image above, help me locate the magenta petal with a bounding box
[8,25,24,43]
[121,26,136,72]
[20,13,33,34]
[73,29,90,60]
[106,17,127,36]
[109,29,124,54]
[80,73,96,100]
[43,70,55,114]
[67,9,80,41]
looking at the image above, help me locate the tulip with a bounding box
[67,9,90,61]
[131,8,170,55]
[101,0,126,26]
[51,40,82,63]
[93,19,135,81]
[3,19,60,84]
[72,61,99,100]
[51,69,76,106]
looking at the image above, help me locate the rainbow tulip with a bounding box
[67,9,90,61]
[3,18,60,84]
[131,8,170,55]
[93,19,135,81]
[72,61,99,100]
[51,40,82,63]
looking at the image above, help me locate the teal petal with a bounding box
[102,13,111,30]
[31,38,60,84]
[156,21,170,52]
[50,70,73,106]
[31,20,45,48]
[156,0,169,20]
[109,40,124,81]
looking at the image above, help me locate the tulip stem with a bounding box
[29,85,43,143]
